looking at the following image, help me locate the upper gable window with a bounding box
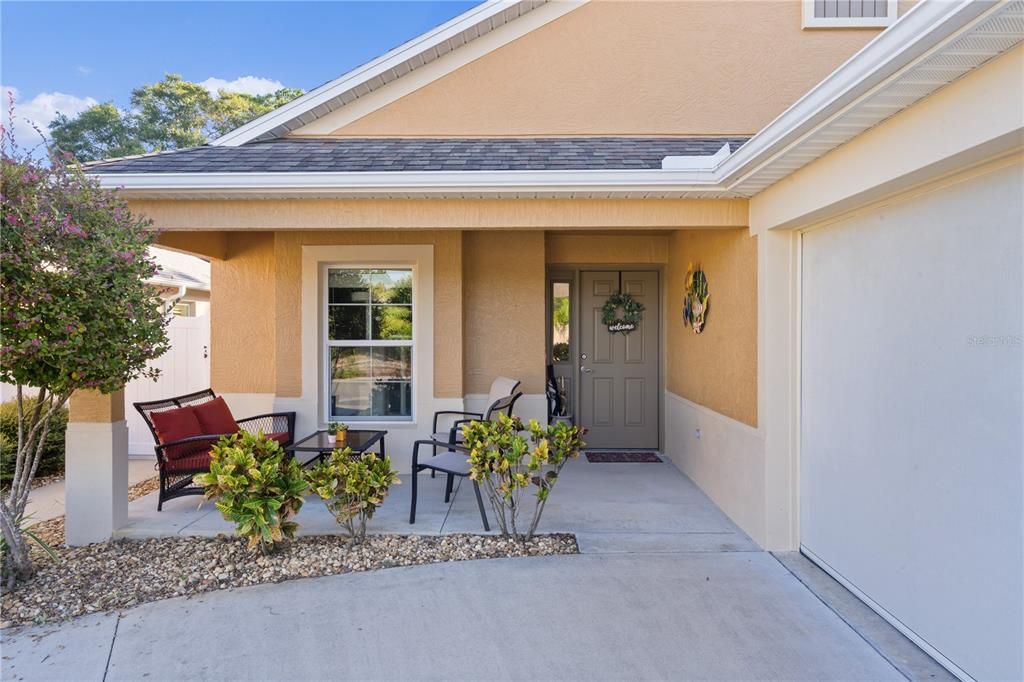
[802,0,897,28]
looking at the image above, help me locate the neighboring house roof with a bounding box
[151,267,209,291]
[147,247,211,296]
[91,0,1023,199]
[211,1,583,146]
[87,137,750,174]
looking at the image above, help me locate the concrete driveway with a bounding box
[4,458,948,681]
[5,551,912,681]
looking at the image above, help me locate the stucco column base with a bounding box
[66,390,129,546]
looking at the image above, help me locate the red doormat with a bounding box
[585,451,663,463]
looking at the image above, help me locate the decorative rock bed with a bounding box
[1,532,578,628]
[24,475,161,549]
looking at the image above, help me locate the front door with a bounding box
[579,271,659,449]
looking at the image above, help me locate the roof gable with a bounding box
[212,0,583,146]
[312,0,881,139]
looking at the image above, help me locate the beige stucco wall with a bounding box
[207,225,759,415]
[310,0,881,138]
[128,198,747,232]
[206,230,464,399]
[667,229,758,426]
[273,230,464,399]
[69,389,125,423]
[546,233,670,265]
[211,233,277,393]
[156,230,227,260]
[463,231,547,395]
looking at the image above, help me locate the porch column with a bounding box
[65,389,129,546]
[757,228,800,551]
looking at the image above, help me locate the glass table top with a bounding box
[288,429,386,453]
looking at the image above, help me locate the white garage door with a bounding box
[800,163,1023,681]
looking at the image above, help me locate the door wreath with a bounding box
[601,292,644,334]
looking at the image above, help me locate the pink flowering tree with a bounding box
[0,121,170,584]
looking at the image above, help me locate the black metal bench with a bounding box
[134,389,295,510]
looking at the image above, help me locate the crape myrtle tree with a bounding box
[0,116,170,585]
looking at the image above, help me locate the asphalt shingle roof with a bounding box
[86,137,749,173]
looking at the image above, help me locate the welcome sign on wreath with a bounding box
[602,292,644,335]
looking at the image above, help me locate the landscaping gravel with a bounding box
[0,533,578,628]
[26,475,160,548]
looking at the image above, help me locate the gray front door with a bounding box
[579,271,659,449]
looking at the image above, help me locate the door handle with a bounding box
[581,367,592,373]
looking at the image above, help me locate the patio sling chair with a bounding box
[134,389,296,511]
[431,376,521,446]
[410,391,523,531]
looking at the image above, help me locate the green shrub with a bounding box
[305,449,399,545]
[0,397,68,487]
[463,414,584,541]
[195,432,307,553]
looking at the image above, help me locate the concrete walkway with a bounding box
[4,553,907,681]
[25,460,155,525]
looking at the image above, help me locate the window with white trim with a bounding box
[325,268,413,420]
[802,0,896,28]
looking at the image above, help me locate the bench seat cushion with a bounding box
[164,451,212,473]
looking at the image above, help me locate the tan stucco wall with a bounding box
[155,230,227,260]
[127,199,747,232]
[312,0,881,138]
[205,230,463,399]
[273,230,463,399]
[463,231,547,395]
[211,233,277,393]
[546,233,670,265]
[69,389,125,423]
[667,229,758,426]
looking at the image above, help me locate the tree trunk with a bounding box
[0,506,34,585]
[1,386,70,585]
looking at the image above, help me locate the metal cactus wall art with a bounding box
[683,264,709,334]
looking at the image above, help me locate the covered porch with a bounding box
[115,452,759,554]
[62,197,776,553]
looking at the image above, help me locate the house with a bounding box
[69,1,1021,679]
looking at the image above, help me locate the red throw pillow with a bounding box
[192,397,240,436]
[149,406,204,460]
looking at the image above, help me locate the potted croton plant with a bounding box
[326,422,348,446]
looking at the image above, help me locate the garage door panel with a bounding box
[800,164,1023,681]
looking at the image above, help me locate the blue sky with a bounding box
[1,1,478,142]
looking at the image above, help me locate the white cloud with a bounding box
[1,85,98,144]
[198,76,284,97]
[76,65,94,76]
